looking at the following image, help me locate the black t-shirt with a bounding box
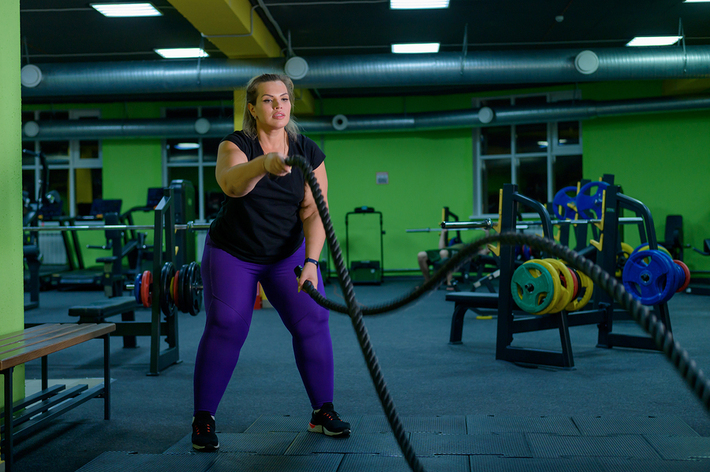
[208,131,326,264]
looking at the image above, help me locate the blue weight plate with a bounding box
[552,186,579,220]
[622,250,675,305]
[133,272,142,305]
[576,181,609,219]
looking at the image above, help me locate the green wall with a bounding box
[316,129,474,272]
[1,0,24,407]
[579,82,710,273]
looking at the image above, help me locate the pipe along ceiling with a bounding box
[20,47,710,98]
[20,46,710,138]
[22,95,710,140]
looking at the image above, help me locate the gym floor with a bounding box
[17,277,710,472]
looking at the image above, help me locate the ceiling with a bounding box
[19,0,710,99]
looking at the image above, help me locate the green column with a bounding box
[0,0,25,407]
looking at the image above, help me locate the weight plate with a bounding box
[133,272,143,305]
[633,243,672,259]
[182,263,192,314]
[623,250,675,306]
[567,266,579,300]
[563,265,593,312]
[544,259,575,313]
[674,260,691,293]
[177,265,188,313]
[172,270,180,309]
[140,270,152,308]
[616,242,634,278]
[189,261,203,316]
[530,259,563,315]
[511,261,557,314]
[552,186,579,220]
[160,261,176,317]
[576,181,609,219]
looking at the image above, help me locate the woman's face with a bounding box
[249,80,291,130]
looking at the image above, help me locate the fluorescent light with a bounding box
[392,43,440,54]
[391,0,449,9]
[626,36,681,47]
[154,48,209,59]
[684,0,710,3]
[174,143,200,150]
[91,3,162,17]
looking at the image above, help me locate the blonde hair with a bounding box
[241,74,300,140]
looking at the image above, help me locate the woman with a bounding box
[191,73,350,452]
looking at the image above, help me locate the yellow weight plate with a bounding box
[524,259,561,315]
[544,258,575,313]
[635,243,672,258]
[616,242,634,277]
[565,267,594,311]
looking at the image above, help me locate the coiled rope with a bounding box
[286,155,710,472]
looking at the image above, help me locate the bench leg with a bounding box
[103,334,111,420]
[449,303,468,344]
[3,367,14,471]
[121,311,137,348]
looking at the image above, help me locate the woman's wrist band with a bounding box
[304,258,319,267]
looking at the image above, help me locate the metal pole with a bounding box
[22,222,212,232]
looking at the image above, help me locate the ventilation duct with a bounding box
[21,47,710,98]
[22,95,710,140]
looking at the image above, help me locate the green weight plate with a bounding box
[511,261,556,314]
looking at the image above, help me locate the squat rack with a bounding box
[488,179,672,368]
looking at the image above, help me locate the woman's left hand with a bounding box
[298,262,319,292]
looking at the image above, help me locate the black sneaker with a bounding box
[192,411,219,452]
[308,402,351,437]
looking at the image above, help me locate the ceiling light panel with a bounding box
[391,0,449,9]
[91,3,162,17]
[626,36,681,47]
[392,43,440,53]
[154,48,209,59]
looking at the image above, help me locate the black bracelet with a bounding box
[304,257,319,267]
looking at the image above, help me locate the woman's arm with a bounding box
[298,162,328,291]
[215,140,291,198]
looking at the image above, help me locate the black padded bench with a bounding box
[68,296,138,348]
[446,292,499,344]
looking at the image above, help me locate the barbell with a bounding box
[441,217,644,232]
[23,221,211,232]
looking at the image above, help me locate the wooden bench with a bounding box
[0,323,115,472]
[446,292,499,344]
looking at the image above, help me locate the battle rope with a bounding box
[286,156,425,472]
[287,155,710,471]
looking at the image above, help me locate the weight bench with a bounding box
[446,292,499,344]
[0,323,115,472]
[68,296,137,348]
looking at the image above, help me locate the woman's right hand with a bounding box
[263,153,291,176]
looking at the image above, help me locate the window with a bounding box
[473,92,583,216]
[163,105,233,222]
[22,109,102,219]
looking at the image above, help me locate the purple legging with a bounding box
[193,236,333,415]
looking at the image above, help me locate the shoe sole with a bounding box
[192,443,219,452]
[308,423,351,437]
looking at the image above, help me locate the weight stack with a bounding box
[350,260,382,285]
[170,179,196,268]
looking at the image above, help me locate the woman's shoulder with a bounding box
[294,134,325,164]
[222,130,257,154]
